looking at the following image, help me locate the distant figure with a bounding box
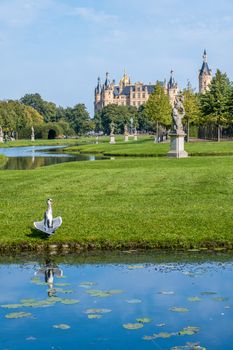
[44,198,53,231]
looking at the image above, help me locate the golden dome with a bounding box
[120,72,130,86]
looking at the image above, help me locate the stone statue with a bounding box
[0,126,3,143]
[109,122,116,144]
[124,124,128,135]
[31,126,35,141]
[172,95,185,133]
[110,122,115,136]
[34,198,62,235]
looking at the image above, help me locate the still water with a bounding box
[0,146,108,170]
[0,251,233,350]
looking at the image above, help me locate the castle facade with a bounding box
[94,51,212,113]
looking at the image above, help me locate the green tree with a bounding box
[200,69,232,141]
[65,104,90,134]
[183,83,201,142]
[144,82,172,141]
[137,104,153,132]
[20,93,57,122]
[95,104,138,134]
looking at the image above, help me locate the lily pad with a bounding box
[59,299,80,305]
[86,289,121,297]
[53,324,70,330]
[156,323,166,327]
[125,299,142,304]
[54,288,73,294]
[88,314,102,319]
[123,323,144,330]
[188,297,202,302]
[108,289,123,295]
[179,326,200,336]
[79,282,97,288]
[5,312,32,319]
[128,265,145,269]
[159,291,175,295]
[1,304,23,309]
[55,283,71,287]
[136,317,152,324]
[86,290,111,297]
[200,291,217,295]
[85,308,112,314]
[213,297,229,302]
[155,332,177,339]
[21,300,54,308]
[171,342,206,350]
[143,335,156,340]
[170,307,189,313]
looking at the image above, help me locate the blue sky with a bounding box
[0,0,232,115]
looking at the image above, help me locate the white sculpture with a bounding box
[0,126,3,143]
[34,198,62,235]
[31,126,35,141]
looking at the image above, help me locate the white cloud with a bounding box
[0,0,54,27]
[67,7,117,24]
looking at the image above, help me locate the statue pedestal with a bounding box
[0,136,3,143]
[109,135,116,144]
[31,136,35,141]
[124,135,129,142]
[134,134,138,141]
[167,132,188,158]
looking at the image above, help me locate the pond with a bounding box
[0,146,108,170]
[0,251,233,350]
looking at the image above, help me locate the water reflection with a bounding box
[0,252,233,350]
[0,145,108,170]
[35,260,63,297]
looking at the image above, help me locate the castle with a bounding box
[94,50,212,113]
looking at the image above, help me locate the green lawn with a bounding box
[0,138,82,148]
[65,137,233,157]
[1,156,233,251]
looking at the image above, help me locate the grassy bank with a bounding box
[0,154,7,167]
[0,138,82,148]
[65,137,233,157]
[1,156,233,251]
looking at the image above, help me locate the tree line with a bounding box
[0,93,92,138]
[0,69,232,140]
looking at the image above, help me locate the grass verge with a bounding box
[1,156,233,251]
[65,137,233,157]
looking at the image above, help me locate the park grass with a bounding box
[0,138,82,148]
[1,156,233,251]
[65,136,233,157]
[0,154,6,167]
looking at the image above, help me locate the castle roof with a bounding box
[200,50,211,75]
[113,84,158,97]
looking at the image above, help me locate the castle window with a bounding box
[138,93,140,98]
[133,93,135,98]
[137,87,140,91]
[142,93,145,98]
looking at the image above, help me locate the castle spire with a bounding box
[199,49,212,93]
[104,72,110,88]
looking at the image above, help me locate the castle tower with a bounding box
[95,77,101,103]
[199,50,212,94]
[167,70,179,106]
